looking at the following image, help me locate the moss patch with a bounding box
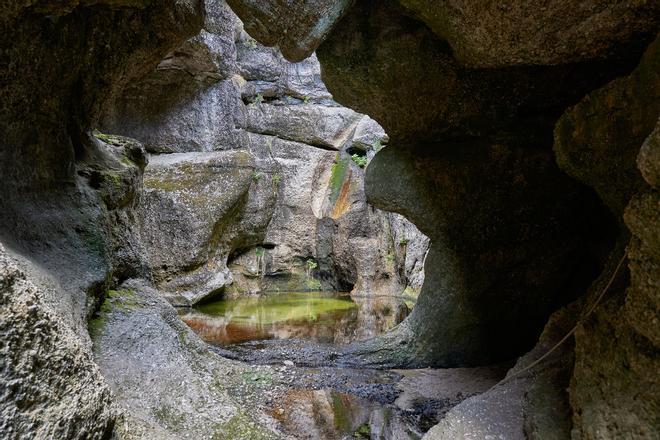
[329,156,350,205]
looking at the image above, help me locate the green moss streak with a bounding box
[329,156,350,204]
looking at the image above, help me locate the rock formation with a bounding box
[101,4,428,309]
[1,0,659,438]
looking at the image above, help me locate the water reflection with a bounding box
[179,292,409,346]
[181,292,357,346]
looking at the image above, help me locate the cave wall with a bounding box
[0,1,204,436]
[1,0,659,438]
[558,36,660,439]
[227,0,660,436]
[315,0,635,368]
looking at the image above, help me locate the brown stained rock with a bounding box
[398,0,660,68]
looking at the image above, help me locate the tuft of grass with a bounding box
[243,38,258,50]
[351,153,368,168]
[250,93,264,105]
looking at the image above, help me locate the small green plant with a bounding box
[354,424,371,439]
[255,247,265,257]
[303,95,311,105]
[351,153,368,168]
[271,173,281,196]
[305,258,318,279]
[251,171,262,182]
[399,238,409,246]
[386,253,395,263]
[372,139,383,153]
[243,38,258,50]
[251,93,264,105]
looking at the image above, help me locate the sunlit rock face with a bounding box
[101,2,429,306]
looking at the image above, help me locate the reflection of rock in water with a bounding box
[180,292,410,346]
[345,295,410,344]
[274,389,374,440]
[179,292,356,345]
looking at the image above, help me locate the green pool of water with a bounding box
[180,292,359,346]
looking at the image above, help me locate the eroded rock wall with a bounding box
[557,35,660,440]
[0,1,204,436]
[312,0,627,368]
[229,0,660,437]
[101,3,429,310]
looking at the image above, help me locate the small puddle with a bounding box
[180,291,368,346]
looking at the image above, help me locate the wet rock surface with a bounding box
[210,337,507,440]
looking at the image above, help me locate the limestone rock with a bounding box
[103,4,428,312]
[245,104,361,150]
[549,36,660,439]
[91,280,281,439]
[424,295,582,440]
[1,0,203,189]
[554,35,660,218]
[357,141,608,367]
[139,150,276,304]
[317,0,640,145]
[638,118,660,188]
[0,244,115,439]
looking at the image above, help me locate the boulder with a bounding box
[90,280,281,439]
[140,150,276,304]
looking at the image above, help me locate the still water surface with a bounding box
[180,292,362,346]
